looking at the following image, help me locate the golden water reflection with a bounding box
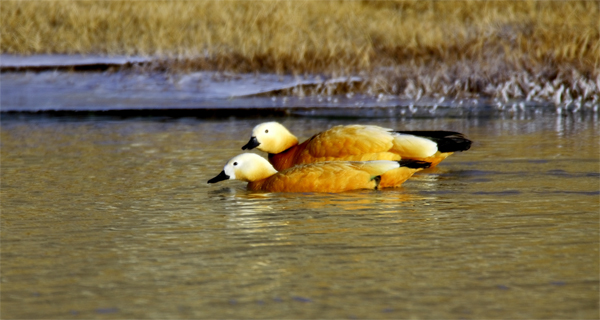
[1,115,598,319]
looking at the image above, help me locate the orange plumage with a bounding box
[207,153,429,193]
[249,162,384,192]
[241,122,471,187]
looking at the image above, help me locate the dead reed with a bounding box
[2,1,599,105]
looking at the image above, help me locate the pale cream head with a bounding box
[250,122,299,154]
[222,153,278,182]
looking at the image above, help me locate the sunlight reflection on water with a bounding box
[1,114,598,319]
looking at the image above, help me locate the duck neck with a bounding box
[247,179,268,191]
[276,134,299,153]
[244,164,277,191]
[268,144,302,171]
[243,162,278,182]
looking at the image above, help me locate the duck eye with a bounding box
[265,129,269,133]
[233,162,238,166]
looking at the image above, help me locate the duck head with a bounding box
[241,122,299,154]
[208,153,278,184]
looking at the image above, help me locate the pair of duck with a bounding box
[208,122,472,193]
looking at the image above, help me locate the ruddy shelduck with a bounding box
[207,153,430,193]
[241,122,471,187]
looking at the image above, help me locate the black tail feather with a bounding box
[398,159,431,169]
[395,130,472,153]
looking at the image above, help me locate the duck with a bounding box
[207,153,431,193]
[241,122,471,187]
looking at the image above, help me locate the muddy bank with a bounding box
[1,55,598,118]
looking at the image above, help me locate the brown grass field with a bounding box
[2,1,599,104]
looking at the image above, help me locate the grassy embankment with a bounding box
[2,1,599,105]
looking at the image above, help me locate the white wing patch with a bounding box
[391,134,438,158]
[351,160,400,177]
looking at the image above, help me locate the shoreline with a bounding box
[2,1,598,112]
[1,54,598,117]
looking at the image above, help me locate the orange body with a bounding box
[417,152,452,167]
[247,161,391,192]
[270,138,451,169]
[242,123,471,188]
[269,141,426,188]
[268,127,440,188]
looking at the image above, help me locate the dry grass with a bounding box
[2,1,599,104]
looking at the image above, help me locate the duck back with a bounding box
[248,161,396,193]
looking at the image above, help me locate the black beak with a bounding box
[207,170,230,184]
[241,137,260,150]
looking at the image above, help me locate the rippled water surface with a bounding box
[1,114,598,319]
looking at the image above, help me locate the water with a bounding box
[1,114,598,319]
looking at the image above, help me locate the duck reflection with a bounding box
[207,188,426,244]
[210,188,422,214]
[199,187,434,304]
